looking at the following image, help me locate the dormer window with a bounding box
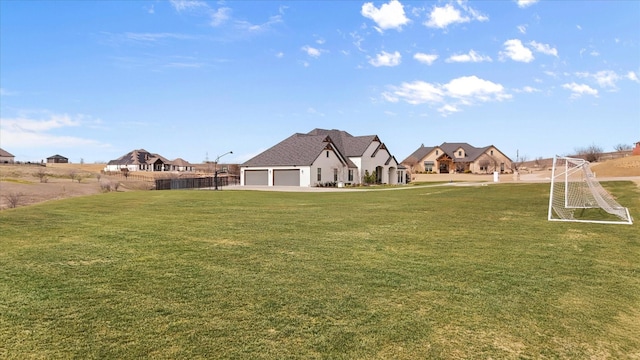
[436,150,439,155]
[326,151,329,158]
[458,150,463,157]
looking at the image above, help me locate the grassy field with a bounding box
[1,182,639,359]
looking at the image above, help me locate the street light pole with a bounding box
[214,151,233,190]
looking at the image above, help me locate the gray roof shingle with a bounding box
[242,129,390,167]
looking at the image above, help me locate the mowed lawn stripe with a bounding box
[1,182,638,359]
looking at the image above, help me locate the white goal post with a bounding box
[548,156,633,225]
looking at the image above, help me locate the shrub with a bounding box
[4,192,23,208]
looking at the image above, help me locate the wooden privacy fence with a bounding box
[155,176,238,190]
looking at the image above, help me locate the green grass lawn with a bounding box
[1,182,639,359]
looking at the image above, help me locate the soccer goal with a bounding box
[548,156,633,224]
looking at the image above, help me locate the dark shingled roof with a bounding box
[243,133,355,167]
[402,144,435,166]
[47,154,68,160]
[107,149,171,166]
[308,128,378,157]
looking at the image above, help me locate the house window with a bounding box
[500,163,505,173]
[317,168,321,181]
[436,150,439,155]
[424,161,434,172]
[326,151,329,158]
[348,169,354,181]
[333,168,338,181]
[490,150,494,156]
[458,150,462,157]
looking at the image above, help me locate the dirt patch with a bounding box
[591,156,640,177]
[0,163,151,210]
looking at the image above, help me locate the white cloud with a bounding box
[444,76,511,101]
[592,70,620,88]
[424,3,487,29]
[529,41,558,57]
[577,70,630,89]
[500,39,534,62]
[517,25,527,34]
[438,104,461,116]
[0,113,107,149]
[301,45,322,58]
[382,75,511,115]
[562,82,598,98]
[414,52,438,65]
[425,4,468,29]
[123,32,193,43]
[275,52,284,58]
[210,7,231,27]
[446,50,492,63]
[361,0,410,32]
[369,51,402,67]
[384,81,444,104]
[235,14,283,33]
[516,0,539,8]
[169,0,208,12]
[520,86,541,93]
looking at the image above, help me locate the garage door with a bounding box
[273,169,300,186]
[244,170,268,186]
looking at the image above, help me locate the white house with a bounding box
[240,129,406,187]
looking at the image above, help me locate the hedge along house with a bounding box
[104,149,194,172]
[241,128,406,187]
[402,143,513,175]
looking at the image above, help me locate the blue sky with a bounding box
[1,0,639,164]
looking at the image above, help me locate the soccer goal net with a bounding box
[548,156,633,224]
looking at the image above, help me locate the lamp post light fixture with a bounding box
[214,151,233,190]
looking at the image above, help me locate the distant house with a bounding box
[633,141,640,156]
[104,149,193,172]
[402,143,513,174]
[0,148,15,164]
[241,128,406,187]
[47,154,68,164]
[171,158,195,172]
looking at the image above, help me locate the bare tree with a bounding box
[478,159,491,174]
[614,143,632,152]
[574,144,603,162]
[534,157,547,170]
[69,170,78,182]
[514,154,529,171]
[4,192,23,209]
[34,168,49,183]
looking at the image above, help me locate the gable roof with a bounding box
[307,128,379,157]
[47,154,68,160]
[107,149,171,166]
[402,144,435,166]
[172,158,192,167]
[0,148,15,157]
[243,133,353,167]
